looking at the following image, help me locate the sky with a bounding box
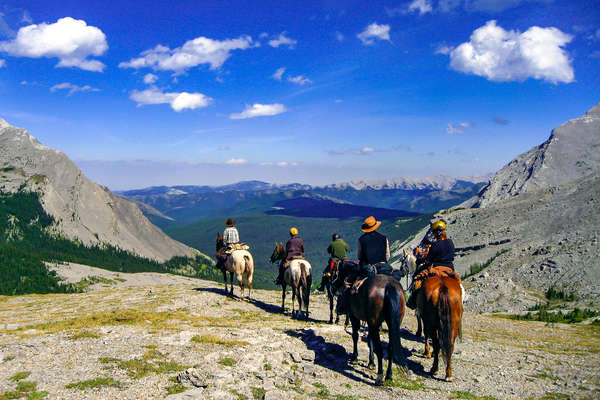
[0,0,599,190]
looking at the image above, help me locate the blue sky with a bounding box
[1,0,599,189]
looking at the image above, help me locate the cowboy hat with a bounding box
[361,216,381,232]
[225,218,235,227]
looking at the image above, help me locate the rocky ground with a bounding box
[1,266,599,400]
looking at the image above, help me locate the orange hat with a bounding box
[361,216,381,232]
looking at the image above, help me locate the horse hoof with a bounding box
[328,319,333,324]
[445,376,454,382]
[429,368,438,376]
[374,375,384,386]
[423,353,432,359]
[367,363,375,370]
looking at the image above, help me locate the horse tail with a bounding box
[243,254,253,286]
[438,284,453,364]
[384,282,404,365]
[300,263,311,313]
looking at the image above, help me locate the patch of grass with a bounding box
[72,276,119,291]
[312,382,330,399]
[0,378,48,400]
[9,372,30,382]
[65,377,121,390]
[450,392,499,400]
[165,377,186,395]
[250,386,266,400]
[218,357,237,367]
[335,396,362,400]
[191,334,250,347]
[230,389,249,400]
[263,363,272,371]
[530,393,569,400]
[509,307,599,324]
[69,330,101,340]
[100,355,189,379]
[531,372,562,381]
[16,381,36,392]
[383,376,426,390]
[462,249,510,279]
[3,354,15,362]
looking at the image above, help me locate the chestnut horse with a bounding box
[215,233,254,298]
[417,275,463,381]
[269,243,312,320]
[335,265,406,385]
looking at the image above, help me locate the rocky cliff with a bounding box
[0,118,198,262]
[392,103,600,312]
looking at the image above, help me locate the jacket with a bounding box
[425,238,455,269]
[285,236,305,260]
[327,239,349,260]
[357,231,390,265]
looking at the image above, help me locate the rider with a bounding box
[406,220,455,309]
[357,216,390,277]
[274,227,305,285]
[413,217,448,266]
[223,218,240,246]
[317,233,349,291]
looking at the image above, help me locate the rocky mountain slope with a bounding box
[1,266,597,399]
[392,103,600,313]
[0,118,197,262]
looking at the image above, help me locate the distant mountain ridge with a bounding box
[0,118,199,262]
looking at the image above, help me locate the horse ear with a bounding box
[403,249,407,256]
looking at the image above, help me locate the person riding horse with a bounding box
[413,217,448,266]
[317,233,349,291]
[216,218,240,270]
[274,227,305,285]
[407,219,456,309]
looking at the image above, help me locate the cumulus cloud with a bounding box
[357,23,391,45]
[0,17,108,72]
[435,45,453,55]
[120,35,255,73]
[288,75,312,85]
[449,20,574,84]
[129,86,212,112]
[272,67,285,81]
[335,31,344,42]
[268,32,297,48]
[143,73,158,84]
[229,103,287,120]
[226,158,247,165]
[50,82,100,96]
[408,0,433,14]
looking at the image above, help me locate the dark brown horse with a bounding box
[336,266,406,385]
[417,275,463,381]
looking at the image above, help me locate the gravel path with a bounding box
[1,265,598,399]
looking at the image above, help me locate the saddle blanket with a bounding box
[225,243,250,253]
[413,265,461,290]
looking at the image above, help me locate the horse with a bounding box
[416,274,463,381]
[335,264,406,386]
[323,259,345,324]
[269,243,312,320]
[215,233,254,298]
[401,248,423,337]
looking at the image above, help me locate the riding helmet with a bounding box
[332,233,341,241]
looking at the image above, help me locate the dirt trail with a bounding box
[1,265,598,399]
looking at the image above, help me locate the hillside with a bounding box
[0,267,597,399]
[393,102,600,313]
[0,118,197,262]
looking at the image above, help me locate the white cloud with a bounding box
[335,31,344,42]
[435,45,453,55]
[268,32,297,48]
[272,67,285,81]
[217,145,230,151]
[328,146,383,156]
[439,0,552,13]
[120,35,255,73]
[408,0,433,14]
[357,23,391,45]
[449,20,574,84]
[287,75,312,85]
[50,82,100,96]
[0,59,5,67]
[143,73,158,84]
[226,158,247,165]
[129,86,212,112]
[259,32,268,39]
[0,17,108,72]
[229,103,287,120]
[277,162,289,167]
[446,122,466,134]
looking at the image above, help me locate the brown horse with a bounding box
[335,265,406,385]
[215,233,254,298]
[269,243,312,319]
[417,275,463,381]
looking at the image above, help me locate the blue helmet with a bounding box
[332,233,341,241]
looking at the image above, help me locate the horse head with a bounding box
[401,247,417,275]
[270,242,284,264]
[216,232,224,252]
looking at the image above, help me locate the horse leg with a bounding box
[416,310,423,337]
[222,269,228,294]
[369,325,384,385]
[349,315,360,363]
[430,331,440,376]
[367,335,375,370]
[291,285,297,318]
[281,283,286,313]
[424,336,432,358]
[328,289,334,324]
[229,271,234,295]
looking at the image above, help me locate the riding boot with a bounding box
[317,274,329,291]
[274,264,284,285]
[336,291,347,314]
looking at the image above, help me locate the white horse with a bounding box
[216,233,254,298]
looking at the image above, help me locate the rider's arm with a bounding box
[385,238,390,262]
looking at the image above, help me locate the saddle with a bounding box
[413,265,461,290]
[283,256,305,268]
[225,242,250,254]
